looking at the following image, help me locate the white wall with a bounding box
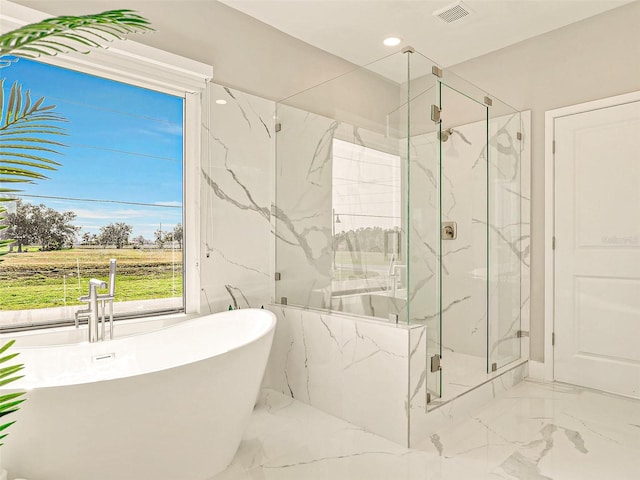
[13,0,637,362]
[448,1,640,361]
[12,0,361,102]
[199,83,275,312]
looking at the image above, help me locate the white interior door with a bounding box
[554,100,640,398]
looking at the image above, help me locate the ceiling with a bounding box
[6,0,635,89]
[219,0,632,69]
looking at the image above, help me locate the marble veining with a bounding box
[200,83,274,313]
[212,381,640,480]
[263,306,411,445]
[307,120,338,186]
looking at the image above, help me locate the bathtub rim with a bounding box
[0,308,277,390]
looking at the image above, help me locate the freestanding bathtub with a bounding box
[0,308,276,480]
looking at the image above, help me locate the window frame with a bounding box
[0,3,213,324]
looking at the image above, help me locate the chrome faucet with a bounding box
[88,278,107,343]
[388,254,399,298]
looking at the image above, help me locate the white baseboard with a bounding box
[527,360,553,381]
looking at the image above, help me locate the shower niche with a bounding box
[273,49,527,410]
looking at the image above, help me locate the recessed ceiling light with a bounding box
[216,99,227,105]
[383,36,402,47]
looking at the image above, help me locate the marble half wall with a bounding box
[262,304,527,448]
[199,83,275,313]
[263,305,422,446]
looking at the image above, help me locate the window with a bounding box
[0,6,211,331]
[0,58,186,329]
[331,138,401,292]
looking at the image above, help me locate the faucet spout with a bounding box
[88,279,107,343]
[388,254,399,298]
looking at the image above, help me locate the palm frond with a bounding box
[0,80,66,259]
[0,79,67,189]
[0,341,25,445]
[0,10,153,60]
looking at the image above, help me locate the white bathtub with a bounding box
[0,308,276,480]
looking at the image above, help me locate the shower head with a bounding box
[438,127,455,142]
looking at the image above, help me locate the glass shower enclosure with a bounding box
[274,48,523,406]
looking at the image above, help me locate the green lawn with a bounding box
[0,247,182,310]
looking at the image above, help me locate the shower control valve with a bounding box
[442,222,457,240]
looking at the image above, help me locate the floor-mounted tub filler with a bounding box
[0,308,277,480]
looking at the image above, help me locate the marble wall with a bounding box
[262,304,528,448]
[199,83,275,312]
[274,101,410,318]
[198,82,530,448]
[407,110,531,403]
[263,305,418,445]
[273,104,334,309]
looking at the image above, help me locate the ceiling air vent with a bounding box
[433,1,473,24]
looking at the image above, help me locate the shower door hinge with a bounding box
[430,354,441,372]
[432,65,443,78]
[517,131,523,141]
[427,392,432,404]
[491,363,498,372]
[274,272,281,281]
[280,296,288,305]
[516,330,530,338]
[431,105,441,124]
[483,96,493,106]
[552,236,556,250]
[275,122,282,133]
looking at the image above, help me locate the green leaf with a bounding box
[0,178,36,183]
[0,365,24,380]
[0,392,25,404]
[0,421,16,433]
[0,82,67,192]
[0,400,26,414]
[0,159,59,170]
[0,376,24,388]
[0,409,21,420]
[0,342,25,446]
[0,10,153,60]
[0,152,63,165]
[0,352,19,365]
[0,340,16,355]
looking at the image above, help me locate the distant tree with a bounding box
[154,228,166,249]
[81,232,92,245]
[131,235,146,247]
[2,200,34,252]
[32,207,79,251]
[81,232,101,246]
[172,223,183,249]
[98,222,132,249]
[334,226,394,254]
[2,200,79,251]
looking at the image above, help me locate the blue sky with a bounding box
[2,58,183,240]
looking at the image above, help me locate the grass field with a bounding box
[0,248,183,310]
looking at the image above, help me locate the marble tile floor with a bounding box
[427,352,526,408]
[212,380,640,480]
[428,351,488,407]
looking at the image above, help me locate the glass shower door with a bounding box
[433,79,489,404]
[488,100,523,370]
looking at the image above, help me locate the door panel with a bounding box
[554,100,640,398]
